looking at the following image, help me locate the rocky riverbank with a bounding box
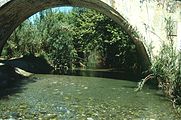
[0,54,53,74]
[0,64,28,88]
[0,54,53,96]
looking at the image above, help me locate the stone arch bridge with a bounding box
[3,0,176,71]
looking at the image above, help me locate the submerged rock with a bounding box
[46,114,58,119]
[87,117,94,120]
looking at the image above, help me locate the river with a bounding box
[0,74,180,119]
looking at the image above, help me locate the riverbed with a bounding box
[0,74,180,119]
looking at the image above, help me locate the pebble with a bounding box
[46,114,57,119]
[87,117,94,120]
[8,116,16,120]
[84,87,88,89]
[19,105,27,109]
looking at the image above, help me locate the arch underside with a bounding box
[0,0,151,71]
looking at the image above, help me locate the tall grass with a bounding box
[136,17,181,108]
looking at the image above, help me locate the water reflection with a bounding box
[55,68,140,81]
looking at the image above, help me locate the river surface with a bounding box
[0,74,180,120]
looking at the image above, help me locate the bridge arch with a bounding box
[0,0,151,70]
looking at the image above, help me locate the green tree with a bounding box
[71,8,138,70]
[3,7,139,74]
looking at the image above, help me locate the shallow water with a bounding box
[0,74,180,119]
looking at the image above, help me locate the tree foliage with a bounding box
[3,7,139,73]
[71,8,137,69]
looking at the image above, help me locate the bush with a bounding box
[136,16,181,107]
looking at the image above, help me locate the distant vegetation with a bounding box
[2,7,139,74]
